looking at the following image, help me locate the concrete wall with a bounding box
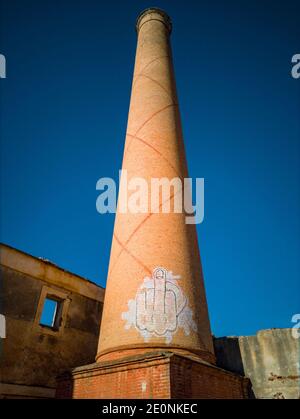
[214,329,300,399]
[0,244,104,398]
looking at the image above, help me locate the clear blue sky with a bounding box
[0,0,299,337]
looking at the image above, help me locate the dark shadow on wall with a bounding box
[213,336,256,399]
[55,371,74,399]
[214,337,244,375]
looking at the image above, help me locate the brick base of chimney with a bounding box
[56,351,250,399]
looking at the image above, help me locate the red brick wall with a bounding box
[170,357,247,399]
[56,354,171,399]
[74,363,169,399]
[56,352,248,399]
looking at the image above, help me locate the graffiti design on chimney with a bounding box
[122,267,197,343]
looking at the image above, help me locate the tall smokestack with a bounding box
[56,9,249,399]
[96,8,214,364]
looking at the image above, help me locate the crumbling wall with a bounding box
[214,329,300,399]
[0,244,104,398]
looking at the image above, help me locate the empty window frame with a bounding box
[39,296,63,330]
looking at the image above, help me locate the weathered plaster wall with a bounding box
[0,244,104,398]
[214,329,300,399]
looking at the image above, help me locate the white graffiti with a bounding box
[122,267,197,343]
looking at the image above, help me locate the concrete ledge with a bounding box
[0,382,56,399]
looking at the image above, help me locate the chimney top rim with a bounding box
[136,8,172,34]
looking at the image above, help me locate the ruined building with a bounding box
[0,244,104,398]
[0,9,299,399]
[1,243,298,399]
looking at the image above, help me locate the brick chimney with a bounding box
[96,8,215,364]
[56,10,250,398]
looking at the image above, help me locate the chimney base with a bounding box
[56,351,250,399]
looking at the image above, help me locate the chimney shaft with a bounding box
[96,8,215,364]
